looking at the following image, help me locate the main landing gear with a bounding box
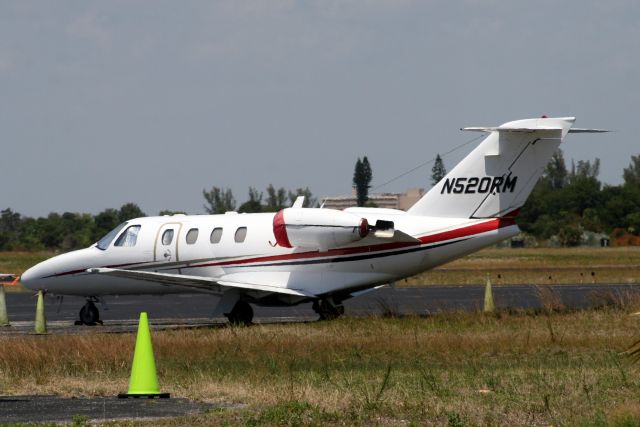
[313,299,345,321]
[75,298,102,325]
[225,300,254,326]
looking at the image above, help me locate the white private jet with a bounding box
[21,117,606,325]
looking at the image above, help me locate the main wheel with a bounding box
[315,300,344,321]
[78,301,100,325]
[226,301,253,326]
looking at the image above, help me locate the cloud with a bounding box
[0,48,14,72]
[187,0,405,69]
[66,11,111,50]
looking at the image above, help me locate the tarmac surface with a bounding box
[0,395,236,424]
[3,283,640,333]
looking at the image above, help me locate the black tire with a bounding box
[317,301,344,321]
[79,302,100,325]
[226,301,253,326]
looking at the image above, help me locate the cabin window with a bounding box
[114,225,141,247]
[210,227,223,244]
[186,228,199,244]
[96,222,127,250]
[234,227,247,243]
[161,229,174,245]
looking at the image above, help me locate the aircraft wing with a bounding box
[87,268,316,297]
[373,229,421,243]
[0,274,17,285]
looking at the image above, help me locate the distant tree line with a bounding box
[202,185,317,214]
[0,203,146,251]
[0,185,317,252]
[518,151,640,246]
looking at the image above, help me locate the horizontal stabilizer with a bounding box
[87,268,315,297]
[568,128,610,133]
[462,126,565,133]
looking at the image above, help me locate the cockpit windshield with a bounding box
[96,222,127,250]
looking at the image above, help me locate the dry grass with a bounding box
[3,247,640,424]
[403,246,640,286]
[3,310,640,426]
[0,251,54,292]
[0,251,54,275]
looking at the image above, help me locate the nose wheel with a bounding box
[76,300,101,325]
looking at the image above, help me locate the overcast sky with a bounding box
[1,1,638,217]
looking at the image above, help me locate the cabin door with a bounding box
[155,223,181,263]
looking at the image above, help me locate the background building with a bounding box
[321,188,425,211]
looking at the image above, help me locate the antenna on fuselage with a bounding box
[291,196,305,208]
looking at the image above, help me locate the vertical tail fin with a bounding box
[408,117,577,218]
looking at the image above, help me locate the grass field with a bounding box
[3,309,640,426]
[3,247,640,425]
[402,246,640,287]
[0,251,53,292]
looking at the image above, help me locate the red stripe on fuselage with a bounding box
[187,217,515,269]
[47,217,517,278]
[45,260,151,278]
[419,217,515,245]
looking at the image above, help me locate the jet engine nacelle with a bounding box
[273,208,369,251]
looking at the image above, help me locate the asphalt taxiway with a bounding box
[2,283,639,333]
[0,395,237,424]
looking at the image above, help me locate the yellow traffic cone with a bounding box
[483,275,495,313]
[34,290,47,334]
[0,285,9,327]
[119,312,169,398]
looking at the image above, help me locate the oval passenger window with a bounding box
[162,229,174,245]
[234,227,247,243]
[186,228,199,244]
[210,227,223,244]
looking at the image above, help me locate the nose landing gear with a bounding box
[75,298,102,325]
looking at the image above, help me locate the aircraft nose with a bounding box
[20,263,47,290]
[20,248,99,291]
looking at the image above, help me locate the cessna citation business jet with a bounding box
[21,117,606,325]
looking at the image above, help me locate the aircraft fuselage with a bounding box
[21,209,518,306]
